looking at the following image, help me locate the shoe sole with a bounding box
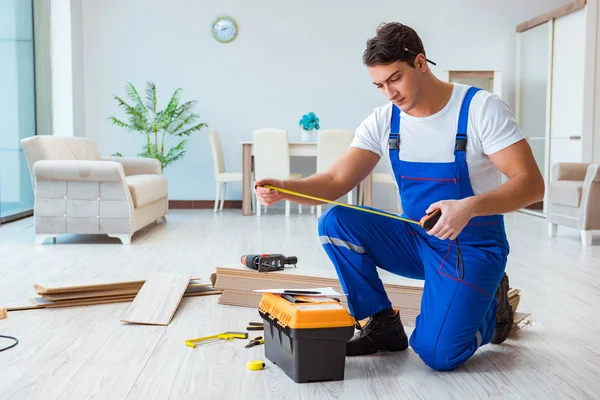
[491,273,514,344]
[346,337,409,356]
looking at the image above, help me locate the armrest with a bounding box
[586,164,600,183]
[101,157,162,176]
[33,160,125,182]
[552,162,592,182]
[580,164,600,229]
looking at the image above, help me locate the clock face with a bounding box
[212,17,237,43]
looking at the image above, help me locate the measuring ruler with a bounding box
[261,185,440,230]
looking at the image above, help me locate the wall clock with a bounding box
[212,16,238,43]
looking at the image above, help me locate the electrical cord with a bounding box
[0,335,19,352]
[455,237,465,280]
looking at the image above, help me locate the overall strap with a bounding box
[389,104,401,151]
[455,86,481,153]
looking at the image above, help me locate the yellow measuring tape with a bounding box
[262,184,430,227]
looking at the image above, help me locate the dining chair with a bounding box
[252,128,303,217]
[209,129,244,212]
[315,129,356,216]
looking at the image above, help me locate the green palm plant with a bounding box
[109,81,207,170]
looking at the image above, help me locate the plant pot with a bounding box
[301,129,314,142]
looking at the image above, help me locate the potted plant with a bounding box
[109,81,207,170]
[298,112,320,142]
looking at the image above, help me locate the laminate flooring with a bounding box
[1,209,600,399]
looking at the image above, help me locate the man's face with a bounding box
[368,60,424,112]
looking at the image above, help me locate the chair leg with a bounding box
[581,230,593,246]
[220,183,227,211]
[548,222,558,237]
[311,206,315,214]
[357,185,363,205]
[285,200,290,217]
[298,203,302,214]
[317,205,322,217]
[214,182,221,212]
[347,190,353,205]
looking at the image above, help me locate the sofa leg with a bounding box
[581,230,593,246]
[36,235,55,245]
[108,234,131,245]
[548,223,558,237]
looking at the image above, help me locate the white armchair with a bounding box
[548,162,600,245]
[21,136,168,245]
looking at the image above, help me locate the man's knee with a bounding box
[317,205,353,235]
[412,336,475,371]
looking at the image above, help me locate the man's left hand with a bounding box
[424,198,474,240]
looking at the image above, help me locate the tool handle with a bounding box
[420,209,442,231]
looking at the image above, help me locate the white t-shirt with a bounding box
[351,83,525,196]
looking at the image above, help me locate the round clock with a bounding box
[212,16,238,43]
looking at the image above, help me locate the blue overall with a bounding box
[318,87,510,371]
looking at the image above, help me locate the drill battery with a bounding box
[257,292,355,383]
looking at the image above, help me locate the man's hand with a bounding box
[424,199,475,241]
[254,179,284,206]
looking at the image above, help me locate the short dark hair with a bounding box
[362,22,428,68]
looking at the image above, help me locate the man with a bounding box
[254,22,544,371]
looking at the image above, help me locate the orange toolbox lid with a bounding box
[258,292,355,329]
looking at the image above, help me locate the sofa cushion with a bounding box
[550,180,583,207]
[126,174,168,207]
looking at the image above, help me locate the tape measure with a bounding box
[261,184,441,231]
[247,360,265,370]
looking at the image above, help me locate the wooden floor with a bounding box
[1,209,600,399]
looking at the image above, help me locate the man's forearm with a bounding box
[277,173,351,206]
[466,173,545,217]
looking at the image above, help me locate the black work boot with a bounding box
[346,308,409,356]
[491,272,514,344]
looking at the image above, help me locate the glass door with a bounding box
[0,0,36,222]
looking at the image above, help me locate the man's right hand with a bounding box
[254,179,285,206]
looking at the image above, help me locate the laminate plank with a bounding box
[120,273,191,325]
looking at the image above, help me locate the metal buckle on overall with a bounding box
[389,137,399,150]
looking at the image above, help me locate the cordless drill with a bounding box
[241,254,298,272]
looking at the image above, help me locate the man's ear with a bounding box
[416,54,427,70]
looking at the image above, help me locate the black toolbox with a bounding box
[258,292,355,383]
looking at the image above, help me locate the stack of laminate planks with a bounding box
[212,264,530,330]
[212,265,423,326]
[2,277,221,318]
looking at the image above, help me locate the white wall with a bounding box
[592,0,600,165]
[50,0,74,137]
[74,0,572,208]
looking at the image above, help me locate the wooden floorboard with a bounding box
[120,273,190,326]
[1,209,600,399]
